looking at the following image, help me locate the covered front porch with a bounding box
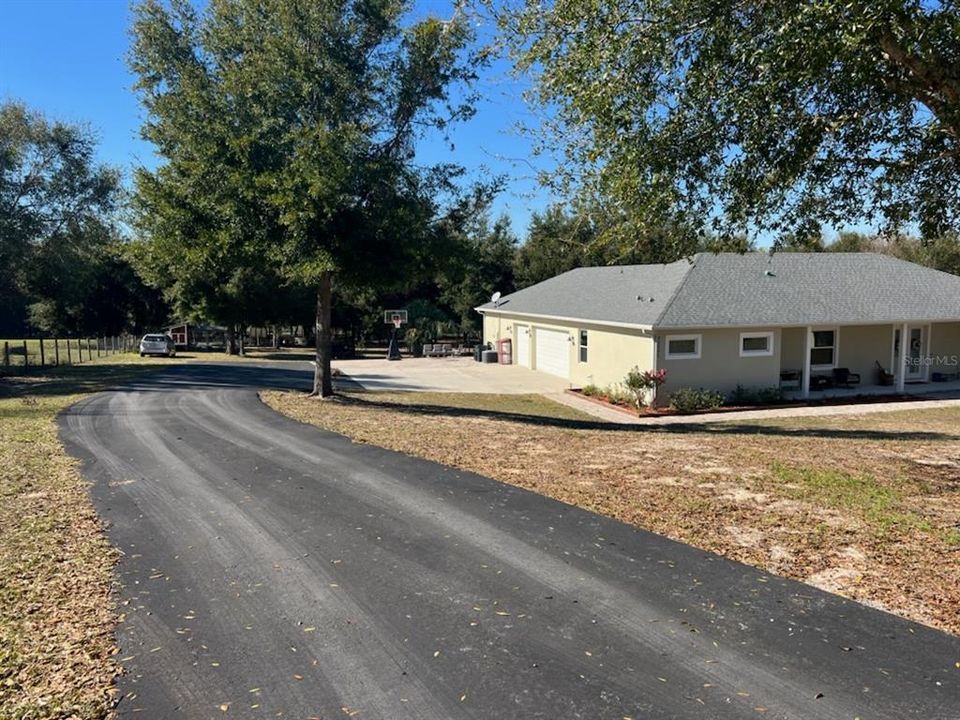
[783,377,960,402]
[778,321,960,400]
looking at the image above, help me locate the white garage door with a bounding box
[516,325,531,367]
[534,328,570,378]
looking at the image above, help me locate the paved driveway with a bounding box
[333,356,570,393]
[60,364,959,719]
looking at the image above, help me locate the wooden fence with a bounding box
[1,336,139,374]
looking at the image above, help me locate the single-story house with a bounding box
[476,252,960,404]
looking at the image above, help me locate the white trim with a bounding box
[897,322,908,392]
[665,333,701,360]
[653,318,960,330]
[809,327,838,370]
[739,331,774,357]
[475,308,654,332]
[477,307,960,335]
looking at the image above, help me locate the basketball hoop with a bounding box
[383,309,408,328]
[383,309,407,361]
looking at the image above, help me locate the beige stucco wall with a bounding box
[485,314,960,399]
[656,327,782,401]
[928,323,960,374]
[780,327,805,371]
[481,312,654,388]
[834,325,893,384]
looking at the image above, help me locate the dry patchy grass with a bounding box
[263,390,960,635]
[0,356,205,718]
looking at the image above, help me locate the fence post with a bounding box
[3,341,8,371]
[54,339,60,366]
[23,340,28,371]
[39,338,45,367]
[78,339,83,364]
[66,339,72,364]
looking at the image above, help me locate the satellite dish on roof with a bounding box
[491,291,501,306]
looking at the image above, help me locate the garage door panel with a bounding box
[534,328,570,378]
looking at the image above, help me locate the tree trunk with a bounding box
[226,325,237,355]
[272,324,280,350]
[239,325,245,356]
[312,271,334,398]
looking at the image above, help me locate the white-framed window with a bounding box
[810,328,837,368]
[739,331,774,357]
[578,329,588,363]
[665,334,701,360]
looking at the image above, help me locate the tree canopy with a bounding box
[497,0,960,250]
[130,0,485,394]
[0,100,163,336]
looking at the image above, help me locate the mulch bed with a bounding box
[567,387,946,418]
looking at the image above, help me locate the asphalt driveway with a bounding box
[59,363,959,719]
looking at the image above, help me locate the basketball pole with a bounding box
[387,321,402,361]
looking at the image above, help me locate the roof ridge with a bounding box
[651,253,700,327]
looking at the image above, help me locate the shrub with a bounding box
[604,385,635,406]
[581,383,602,397]
[669,387,724,413]
[623,367,668,409]
[755,386,785,405]
[728,384,784,406]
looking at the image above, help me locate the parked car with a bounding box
[140,333,176,357]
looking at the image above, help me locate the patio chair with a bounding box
[875,360,895,386]
[832,367,861,388]
[421,344,434,357]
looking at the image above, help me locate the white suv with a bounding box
[139,334,176,357]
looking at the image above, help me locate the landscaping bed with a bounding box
[568,386,950,418]
[263,389,960,636]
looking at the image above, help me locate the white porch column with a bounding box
[897,322,908,393]
[801,325,811,399]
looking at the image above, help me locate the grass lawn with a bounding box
[263,390,960,636]
[0,350,303,719]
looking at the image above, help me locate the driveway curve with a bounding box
[59,363,959,719]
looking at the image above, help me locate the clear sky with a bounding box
[0,0,556,236]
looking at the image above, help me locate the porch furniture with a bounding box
[421,344,434,357]
[832,367,861,388]
[875,361,895,386]
[810,375,833,391]
[779,369,801,390]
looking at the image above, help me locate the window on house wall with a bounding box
[810,329,836,367]
[579,330,588,362]
[740,331,774,357]
[665,334,701,359]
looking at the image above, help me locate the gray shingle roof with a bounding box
[478,260,694,326]
[477,252,960,328]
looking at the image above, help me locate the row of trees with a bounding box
[5,83,958,350]
[0,102,167,337]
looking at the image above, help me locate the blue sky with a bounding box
[0,0,556,235]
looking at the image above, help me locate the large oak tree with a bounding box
[131,0,480,395]
[497,0,960,249]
